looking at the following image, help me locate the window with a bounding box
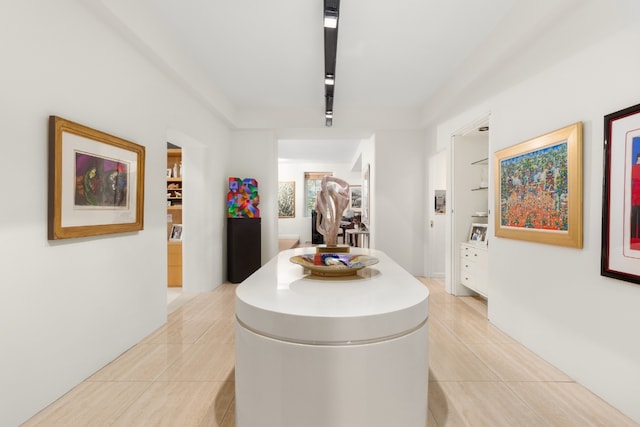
[304,172,333,217]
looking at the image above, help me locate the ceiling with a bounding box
[143,0,517,112]
[94,0,597,161]
[139,0,519,162]
[278,139,361,163]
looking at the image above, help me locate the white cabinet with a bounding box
[460,243,488,297]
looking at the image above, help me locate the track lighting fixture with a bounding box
[324,9,338,28]
[323,0,340,127]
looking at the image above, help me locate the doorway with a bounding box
[277,138,364,246]
[450,116,490,298]
[167,142,183,289]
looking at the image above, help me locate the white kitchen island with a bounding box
[235,247,429,427]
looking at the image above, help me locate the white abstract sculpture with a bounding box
[315,176,350,246]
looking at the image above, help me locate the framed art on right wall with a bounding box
[494,122,583,248]
[602,102,640,284]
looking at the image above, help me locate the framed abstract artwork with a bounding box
[602,102,640,284]
[48,116,145,240]
[278,181,295,218]
[494,122,583,248]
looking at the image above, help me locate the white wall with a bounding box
[230,131,279,265]
[489,26,640,422]
[278,162,361,243]
[0,2,231,425]
[167,129,230,292]
[374,130,425,275]
[436,17,640,422]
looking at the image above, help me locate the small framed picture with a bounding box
[349,185,362,212]
[169,224,183,241]
[468,223,488,245]
[434,189,446,214]
[278,181,295,218]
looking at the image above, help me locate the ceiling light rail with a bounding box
[323,0,340,127]
[323,8,338,29]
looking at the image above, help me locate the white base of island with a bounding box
[235,320,428,427]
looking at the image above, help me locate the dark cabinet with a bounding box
[227,218,261,283]
[311,210,324,244]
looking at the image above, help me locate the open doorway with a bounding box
[277,138,364,248]
[426,149,447,278]
[450,116,490,298]
[167,142,183,303]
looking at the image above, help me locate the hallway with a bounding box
[23,278,637,426]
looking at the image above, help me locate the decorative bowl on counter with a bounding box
[289,253,379,277]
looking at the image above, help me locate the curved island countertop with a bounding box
[235,247,429,345]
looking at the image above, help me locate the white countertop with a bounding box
[236,247,429,344]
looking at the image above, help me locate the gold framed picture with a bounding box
[494,122,582,248]
[48,116,145,240]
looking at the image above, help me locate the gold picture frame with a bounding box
[48,116,145,240]
[494,122,582,248]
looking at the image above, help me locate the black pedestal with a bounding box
[311,210,324,244]
[227,218,261,283]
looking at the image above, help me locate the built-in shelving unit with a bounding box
[452,124,489,299]
[458,155,490,297]
[469,156,489,221]
[470,157,489,191]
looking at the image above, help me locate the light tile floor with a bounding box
[23,278,638,426]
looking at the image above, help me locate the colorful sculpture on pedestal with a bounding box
[227,177,260,218]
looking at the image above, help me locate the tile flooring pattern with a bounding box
[23,278,638,426]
